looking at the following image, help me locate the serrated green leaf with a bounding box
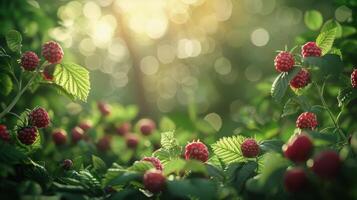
[316,20,338,55]
[159,131,181,160]
[271,68,300,102]
[281,98,300,117]
[6,30,22,53]
[53,63,90,102]
[0,73,13,96]
[102,163,125,186]
[304,10,323,31]
[159,116,176,131]
[163,159,186,176]
[92,155,107,172]
[128,161,154,172]
[211,135,246,165]
[337,87,357,107]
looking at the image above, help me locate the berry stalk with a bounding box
[0,69,40,119]
[313,82,347,142]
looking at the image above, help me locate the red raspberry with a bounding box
[116,122,131,136]
[290,69,311,89]
[20,51,39,71]
[143,169,166,193]
[240,138,260,158]
[301,42,321,58]
[312,150,341,179]
[0,125,11,142]
[142,157,163,171]
[185,140,209,162]
[71,126,84,143]
[52,129,67,146]
[274,51,295,72]
[17,126,38,145]
[283,133,313,163]
[41,41,64,64]
[29,107,50,128]
[96,136,111,152]
[284,168,308,193]
[62,159,73,170]
[79,120,92,132]
[351,69,357,88]
[125,134,139,149]
[97,101,111,116]
[296,112,318,130]
[42,64,56,81]
[138,119,156,136]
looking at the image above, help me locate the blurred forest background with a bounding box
[1,0,356,140]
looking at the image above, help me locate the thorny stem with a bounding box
[313,82,347,142]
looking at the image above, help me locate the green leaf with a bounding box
[128,161,154,172]
[163,159,186,176]
[303,54,343,78]
[6,30,22,53]
[342,26,356,37]
[159,116,176,131]
[329,48,342,59]
[281,98,300,117]
[0,143,26,164]
[259,140,284,154]
[316,20,338,55]
[0,73,13,96]
[108,172,141,186]
[211,135,246,165]
[0,47,10,57]
[304,10,323,31]
[92,155,107,172]
[156,131,181,162]
[271,68,300,102]
[167,179,217,200]
[337,88,357,107]
[232,161,258,192]
[102,163,125,186]
[307,131,338,143]
[53,63,90,102]
[258,153,288,185]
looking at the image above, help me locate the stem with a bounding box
[314,82,347,141]
[0,72,38,119]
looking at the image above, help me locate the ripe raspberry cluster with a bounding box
[142,157,163,171]
[283,132,342,192]
[351,69,357,88]
[290,69,311,89]
[184,140,209,162]
[240,138,260,158]
[296,112,318,130]
[0,125,10,142]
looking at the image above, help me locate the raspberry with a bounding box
[142,157,163,171]
[290,69,311,89]
[143,169,166,193]
[29,107,50,128]
[0,125,10,142]
[274,51,295,72]
[125,134,139,149]
[79,120,92,132]
[17,126,38,145]
[283,133,313,163]
[138,119,156,136]
[62,159,73,170]
[42,64,56,81]
[312,150,341,179]
[41,41,64,64]
[20,51,39,71]
[185,140,209,162]
[301,42,321,58]
[52,129,67,145]
[97,101,111,116]
[116,122,131,136]
[240,138,260,158]
[97,136,111,152]
[284,168,308,193]
[296,112,318,130]
[71,126,84,143]
[351,69,357,88]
